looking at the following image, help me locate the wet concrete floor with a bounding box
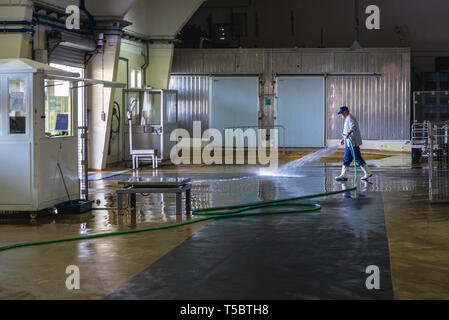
[0,152,448,299]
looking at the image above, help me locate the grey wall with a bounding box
[185,0,448,76]
[188,0,449,51]
[170,47,411,141]
[169,76,210,134]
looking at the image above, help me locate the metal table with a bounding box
[116,177,191,215]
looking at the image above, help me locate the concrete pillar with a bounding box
[90,0,205,167]
[0,0,34,59]
[145,42,174,89]
[87,34,121,170]
[125,0,205,89]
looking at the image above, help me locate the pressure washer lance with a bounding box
[57,163,71,204]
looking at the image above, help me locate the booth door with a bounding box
[210,77,259,146]
[276,76,325,148]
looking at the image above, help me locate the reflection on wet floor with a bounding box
[0,161,430,233]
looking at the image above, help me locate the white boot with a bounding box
[335,165,348,181]
[360,164,372,180]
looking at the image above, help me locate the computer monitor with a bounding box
[9,116,26,134]
[55,113,69,132]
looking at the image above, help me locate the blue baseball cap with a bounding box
[337,106,349,114]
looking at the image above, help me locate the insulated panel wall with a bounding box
[170,48,411,141]
[276,76,325,147]
[169,75,210,135]
[327,52,410,140]
[210,76,259,143]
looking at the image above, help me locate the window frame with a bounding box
[44,78,75,139]
[5,74,31,138]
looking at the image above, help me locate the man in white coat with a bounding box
[335,106,372,181]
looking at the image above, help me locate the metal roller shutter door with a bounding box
[49,46,86,68]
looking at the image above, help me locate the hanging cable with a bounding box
[108,101,121,156]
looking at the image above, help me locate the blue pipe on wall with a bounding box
[33,13,66,25]
[0,27,34,34]
[79,0,95,33]
[0,20,35,34]
[32,17,87,36]
[0,20,35,26]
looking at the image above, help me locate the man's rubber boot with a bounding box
[360,164,373,180]
[335,165,348,181]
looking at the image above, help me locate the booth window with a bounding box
[136,70,142,88]
[44,80,73,137]
[130,70,136,88]
[165,92,177,124]
[9,79,27,134]
[142,91,161,125]
[130,69,142,89]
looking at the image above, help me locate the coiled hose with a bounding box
[0,139,357,253]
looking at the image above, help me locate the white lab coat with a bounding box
[343,114,363,147]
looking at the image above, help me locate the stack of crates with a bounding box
[412,72,449,166]
[418,73,449,122]
[428,121,449,202]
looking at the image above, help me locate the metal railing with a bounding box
[411,122,429,164]
[411,122,428,144]
[78,126,88,200]
[222,125,286,153]
[413,91,449,123]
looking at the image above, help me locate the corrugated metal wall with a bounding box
[169,48,410,140]
[169,76,210,134]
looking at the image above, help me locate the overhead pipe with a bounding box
[33,13,68,25]
[170,73,262,77]
[33,13,87,35]
[353,0,360,42]
[275,72,381,77]
[32,0,95,36]
[1,20,34,26]
[79,0,94,33]
[0,27,34,34]
[0,20,35,34]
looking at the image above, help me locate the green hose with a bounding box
[0,142,357,253]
